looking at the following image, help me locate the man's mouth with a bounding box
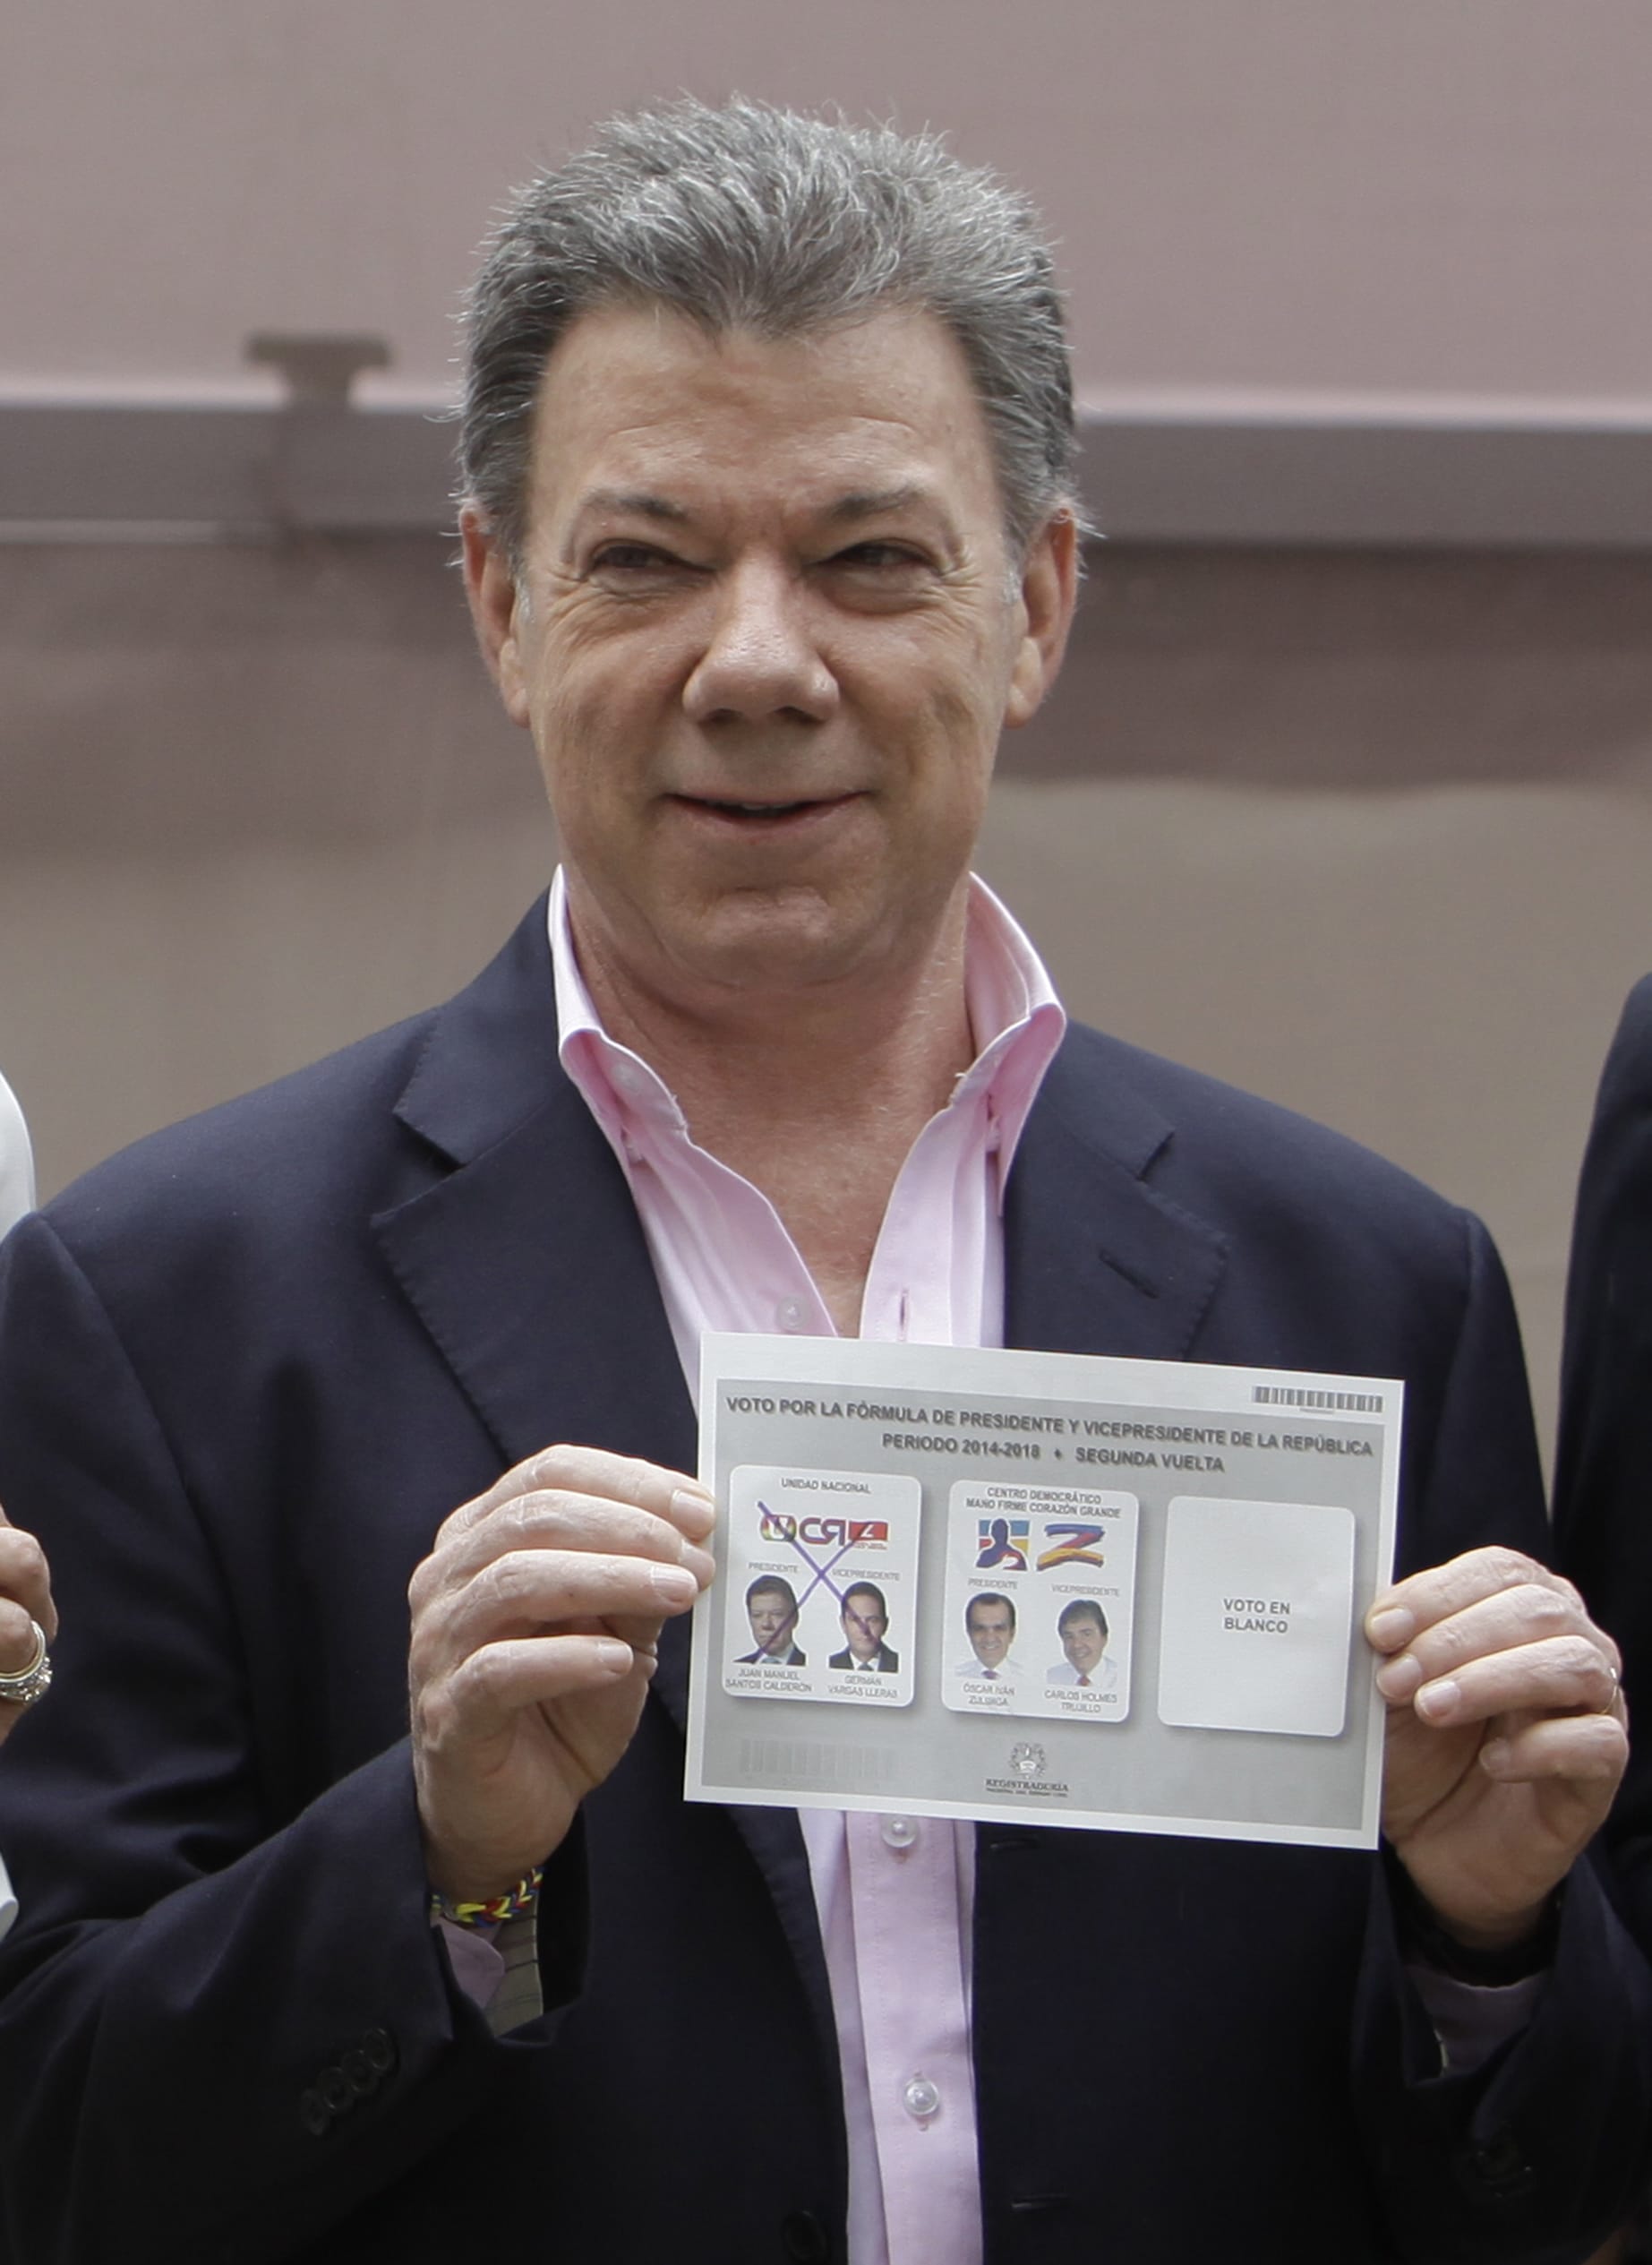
[703,799,812,817]
[674,792,859,822]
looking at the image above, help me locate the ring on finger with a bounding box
[0,1617,52,1708]
[1598,1662,1623,1715]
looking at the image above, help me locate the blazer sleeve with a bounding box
[0,1216,583,2265]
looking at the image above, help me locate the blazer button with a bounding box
[298,2089,331,2139]
[362,2028,398,2077]
[318,2066,354,2115]
[780,2210,830,2261]
[341,2047,378,2098]
[1463,2131,1534,2195]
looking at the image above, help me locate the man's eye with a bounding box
[587,545,698,579]
[831,542,928,573]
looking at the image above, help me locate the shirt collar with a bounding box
[551,872,688,1142]
[549,867,1066,1188]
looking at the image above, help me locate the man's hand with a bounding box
[408,1446,715,1901]
[0,1506,56,1747]
[1366,1547,1626,1949]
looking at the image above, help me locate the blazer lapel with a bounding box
[371,903,696,1480]
[376,1077,696,1479]
[1006,1027,1229,1360]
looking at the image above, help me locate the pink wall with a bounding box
[5,0,1650,406]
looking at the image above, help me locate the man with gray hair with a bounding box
[0,99,1642,2264]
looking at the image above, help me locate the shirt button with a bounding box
[903,2075,941,2123]
[880,1815,919,1851]
[775,1297,808,1333]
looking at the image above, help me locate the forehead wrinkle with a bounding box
[581,478,947,521]
[575,488,692,524]
[824,484,928,522]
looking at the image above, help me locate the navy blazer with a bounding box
[0,905,1646,2264]
[1557,978,1652,1951]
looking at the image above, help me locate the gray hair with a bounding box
[459,97,1079,566]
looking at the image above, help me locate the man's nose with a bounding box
[683,561,838,725]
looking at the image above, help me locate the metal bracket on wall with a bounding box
[0,330,451,543]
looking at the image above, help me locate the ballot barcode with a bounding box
[740,1739,897,1788]
[1252,1386,1382,1412]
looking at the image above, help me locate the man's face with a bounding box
[841,1592,887,1660]
[1061,1610,1106,1677]
[464,301,1074,1013]
[748,1590,796,1655]
[967,1600,1014,1669]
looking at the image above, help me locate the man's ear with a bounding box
[1003,508,1080,731]
[459,503,531,729]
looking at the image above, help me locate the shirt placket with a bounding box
[844,1809,981,2265]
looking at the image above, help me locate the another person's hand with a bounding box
[0,1506,56,1746]
[1366,1547,1626,1949]
[408,1446,715,1901]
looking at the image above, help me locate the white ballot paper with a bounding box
[686,1336,1402,1849]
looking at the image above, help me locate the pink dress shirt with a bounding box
[552,869,1066,2265]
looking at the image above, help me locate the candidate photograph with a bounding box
[828,1582,899,1673]
[739,1573,807,1666]
[0,85,1644,2265]
[954,1592,1026,1685]
[1045,1597,1118,1692]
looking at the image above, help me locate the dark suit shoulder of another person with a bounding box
[1557,974,1652,1568]
[1554,975,1652,1942]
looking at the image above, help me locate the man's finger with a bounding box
[412,1489,714,1613]
[0,1600,45,1683]
[413,1548,701,1679]
[1478,1711,1629,1787]
[0,1522,56,1643]
[1371,1581,1616,1696]
[1365,1545,1572,1651]
[1380,1632,1621,1727]
[432,1446,713,1549]
[421,1631,643,1745]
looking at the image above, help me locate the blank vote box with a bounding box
[1156,1497,1357,1737]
